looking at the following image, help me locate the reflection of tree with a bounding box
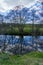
[34,2,43,51]
[32,9,40,51]
[2,35,7,52]
[32,9,35,49]
[14,8,26,54]
[19,11,26,54]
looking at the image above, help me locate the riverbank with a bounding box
[0,51,43,65]
[0,24,43,35]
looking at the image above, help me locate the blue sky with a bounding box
[0,0,35,12]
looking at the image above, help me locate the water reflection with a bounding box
[0,35,43,53]
[0,35,43,45]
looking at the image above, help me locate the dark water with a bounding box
[0,35,43,46]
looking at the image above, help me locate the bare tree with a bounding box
[13,7,26,54]
[32,9,40,51]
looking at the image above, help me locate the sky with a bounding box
[0,0,35,12]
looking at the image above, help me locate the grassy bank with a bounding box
[0,24,43,35]
[0,51,43,65]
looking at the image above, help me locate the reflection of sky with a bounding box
[40,36,43,40]
[0,35,43,45]
[0,0,35,12]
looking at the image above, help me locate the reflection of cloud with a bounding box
[0,0,35,12]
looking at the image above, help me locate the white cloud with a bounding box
[0,0,9,12]
[0,0,35,12]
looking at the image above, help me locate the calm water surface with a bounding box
[0,35,43,45]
